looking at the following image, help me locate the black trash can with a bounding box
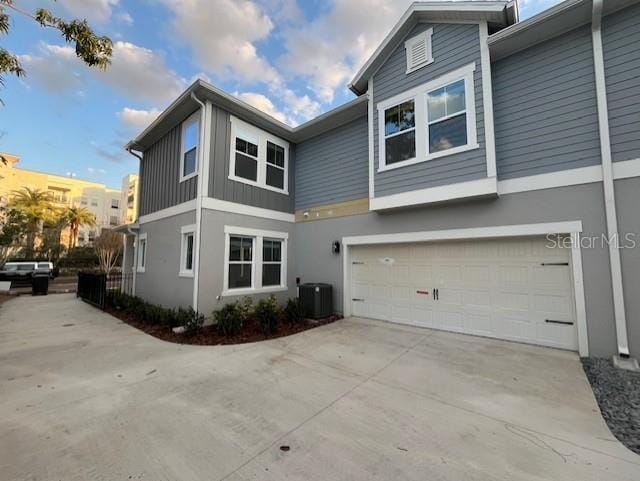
[31,270,50,296]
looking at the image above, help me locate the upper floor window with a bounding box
[427,79,467,154]
[181,112,199,181]
[405,28,433,74]
[111,199,119,209]
[377,63,478,172]
[229,116,289,195]
[383,100,416,165]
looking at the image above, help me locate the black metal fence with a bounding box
[77,271,134,309]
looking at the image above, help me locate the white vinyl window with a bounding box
[229,116,289,194]
[223,226,288,296]
[137,233,147,273]
[179,224,196,277]
[405,28,433,73]
[180,112,200,181]
[377,63,478,172]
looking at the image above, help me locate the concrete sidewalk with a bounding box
[0,294,638,480]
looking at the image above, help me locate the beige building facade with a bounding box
[0,153,129,246]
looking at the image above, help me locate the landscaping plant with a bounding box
[284,297,306,325]
[214,302,244,336]
[255,295,281,335]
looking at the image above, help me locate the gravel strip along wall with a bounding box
[582,358,640,455]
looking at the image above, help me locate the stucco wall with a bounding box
[293,182,622,358]
[135,210,196,309]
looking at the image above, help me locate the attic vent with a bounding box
[405,28,433,73]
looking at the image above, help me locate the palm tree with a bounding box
[62,206,97,248]
[9,188,55,258]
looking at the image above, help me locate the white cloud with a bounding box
[234,92,287,123]
[58,0,120,23]
[279,0,412,102]
[161,0,281,85]
[97,42,186,103]
[21,41,186,103]
[18,45,82,92]
[118,107,162,132]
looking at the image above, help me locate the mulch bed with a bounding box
[582,357,640,455]
[105,306,341,345]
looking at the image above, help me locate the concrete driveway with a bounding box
[1,295,638,480]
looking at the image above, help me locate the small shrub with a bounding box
[284,298,306,325]
[238,296,254,321]
[255,295,281,335]
[214,302,244,336]
[181,307,205,336]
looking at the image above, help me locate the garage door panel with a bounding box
[463,264,491,286]
[533,266,571,286]
[495,289,530,311]
[462,289,491,307]
[534,292,572,315]
[350,236,578,351]
[498,264,530,286]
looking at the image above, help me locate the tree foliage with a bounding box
[8,187,56,258]
[0,205,28,263]
[93,229,122,274]
[62,206,96,248]
[0,0,112,117]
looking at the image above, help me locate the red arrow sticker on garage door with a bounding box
[416,290,429,295]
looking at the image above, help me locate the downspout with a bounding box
[126,147,143,297]
[591,0,633,361]
[190,92,206,313]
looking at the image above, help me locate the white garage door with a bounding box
[350,237,578,350]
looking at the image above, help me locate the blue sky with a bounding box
[1,0,561,189]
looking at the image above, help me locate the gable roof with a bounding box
[348,1,518,95]
[125,79,368,151]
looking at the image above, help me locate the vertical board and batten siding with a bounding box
[373,23,487,197]
[208,106,294,213]
[602,4,640,163]
[493,25,601,179]
[139,121,198,216]
[295,116,369,209]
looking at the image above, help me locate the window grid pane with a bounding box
[185,234,194,271]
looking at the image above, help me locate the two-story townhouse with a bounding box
[120,0,640,362]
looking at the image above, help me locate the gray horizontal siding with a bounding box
[493,25,601,179]
[209,107,294,213]
[373,23,487,198]
[603,3,640,162]
[295,116,368,209]
[139,119,198,216]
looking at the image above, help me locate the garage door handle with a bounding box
[541,262,569,266]
[433,288,439,301]
[545,319,574,325]
[352,298,365,302]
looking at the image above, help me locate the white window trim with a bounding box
[137,233,147,273]
[378,62,478,173]
[180,111,200,182]
[179,224,196,278]
[228,115,289,195]
[405,28,433,74]
[222,225,288,296]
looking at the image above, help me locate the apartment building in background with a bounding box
[0,153,134,246]
[120,174,139,224]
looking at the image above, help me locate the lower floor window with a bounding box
[180,225,196,276]
[262,239,282,286]
[228,235,253,288]
[224,227,287,294]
